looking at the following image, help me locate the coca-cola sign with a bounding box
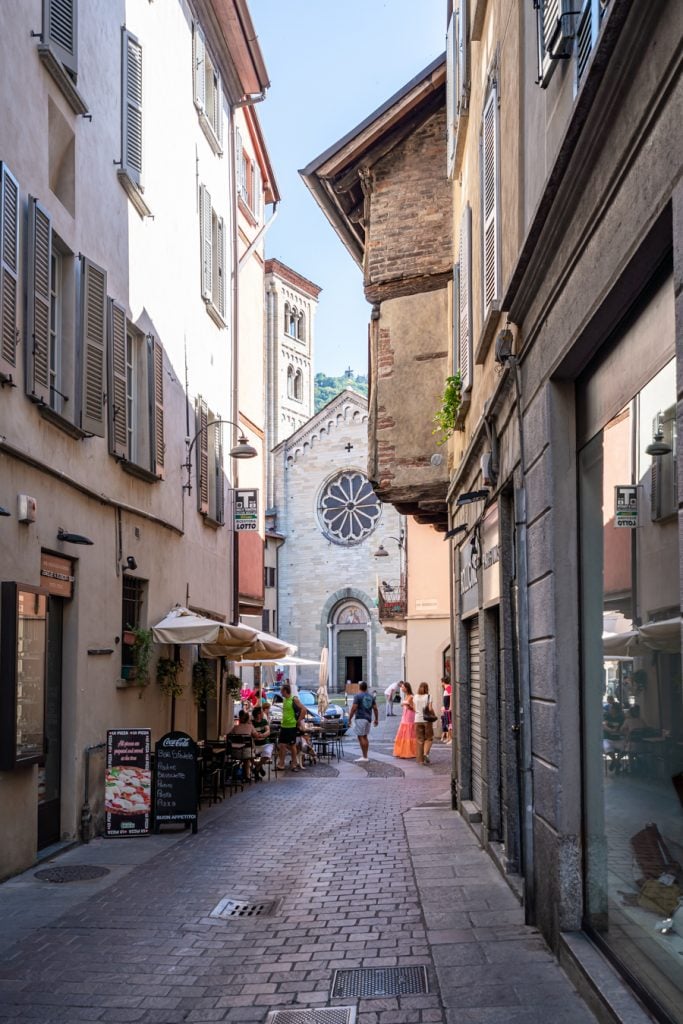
[153,731,198,834]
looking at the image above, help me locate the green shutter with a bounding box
[0,163,19,376]
[80,256,107,436]
[107,298,128,458]
[26,197,52,405]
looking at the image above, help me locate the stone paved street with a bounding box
[0,716,598,1024]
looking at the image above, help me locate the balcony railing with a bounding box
[377,579,407,620]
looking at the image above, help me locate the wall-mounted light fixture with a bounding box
[57,528,94,545]
[182,418,257,495]
[443,524,467,541]
[645,418,672,457]
[456,489,489,506]
[122,556,138,572]
[373,532,405,558]
[0,506,11,517]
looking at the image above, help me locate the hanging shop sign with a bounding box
[482,505,501,607]
[234,488,258,531]
[40,553,75,598]
[153,731,198,834]
[459,541,479,619]
[105,729,152,836]
[615,485,638,528]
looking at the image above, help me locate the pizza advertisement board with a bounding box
[105,729,152,836]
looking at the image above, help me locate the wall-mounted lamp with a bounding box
[456,490,489,506]
[0,506,11,517]
[373,532,405,558]
[122,556,138,572]
[183,418,257,494]
[645,426,672,457]
[494,327,514,365]
[443,524,467,541]
[57,528,94,545]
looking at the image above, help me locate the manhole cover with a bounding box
[34,865,110,883]
[266,1010,356,1024]
[210,896,280,919]
[332,966,428,999]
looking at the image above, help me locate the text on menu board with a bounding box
[153,731,198,834]
[105,729,152,837]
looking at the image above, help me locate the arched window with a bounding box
[298,312,305,341]
[294,368,303,401]
[287,364,294,399]
[288,306,298,338]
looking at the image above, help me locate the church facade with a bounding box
[272,389,403,693]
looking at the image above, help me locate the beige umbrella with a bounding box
[152,606,259,653]
[201,629,296,661]
[316,646,330,715]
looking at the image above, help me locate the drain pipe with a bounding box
[509,355,535,923]
[80,741,106,843]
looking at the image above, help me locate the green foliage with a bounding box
[314,371,368,412]
[432,373,463,446]
[156,656,184,698]
[131,627,154,686]
[192,659,216,706]
[225,673,242,699]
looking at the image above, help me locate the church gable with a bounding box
[280,389,368,466]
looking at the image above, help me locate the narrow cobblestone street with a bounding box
[0,717,598,1024]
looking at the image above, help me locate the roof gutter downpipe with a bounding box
[510,355,535,924]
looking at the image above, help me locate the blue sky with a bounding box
[252,0,446,377]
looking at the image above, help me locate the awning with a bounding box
[602,617,681,657]
[201,629,296,662]
[152,607,295,661]
[237,655,317,667]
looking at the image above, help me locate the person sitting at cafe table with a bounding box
[602,697,625,740]
[276,683,306,772]
[228,709,259,781]
[252,706,274,777]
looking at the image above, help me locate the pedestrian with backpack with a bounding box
[349,680,379,763]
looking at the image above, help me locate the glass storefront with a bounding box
[580,355,683,1021]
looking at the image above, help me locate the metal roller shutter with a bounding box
[469,618,482,807]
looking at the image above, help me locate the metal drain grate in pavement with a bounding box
[265,1010,356,1024]
[332,965,428,999]
[210,895,279,919]
[34,865,110,883]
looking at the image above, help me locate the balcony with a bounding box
[377,579,407,636]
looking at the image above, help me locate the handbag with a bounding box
[423,697,437,723]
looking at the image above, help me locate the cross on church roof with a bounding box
[344,443,354,453]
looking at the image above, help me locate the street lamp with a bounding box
[373,532,405,559]
[182,418,257,495]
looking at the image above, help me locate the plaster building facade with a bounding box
[272,389,403,693]
[0,0,273,879]
[301,1,683,1020]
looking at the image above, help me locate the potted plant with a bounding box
[157,656,184,698]
[432,372,463,446]
[192,658,216,706]
[225,672,242,700]
[131,626,153,686]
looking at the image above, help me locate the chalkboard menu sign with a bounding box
[105,729,152,837]
[154,731,198,833]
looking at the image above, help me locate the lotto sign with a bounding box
[235,488,258,531]
[615,485,638,528]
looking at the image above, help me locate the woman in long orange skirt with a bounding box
[393,681,416,759]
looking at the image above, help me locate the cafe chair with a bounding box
[198,745,224,807]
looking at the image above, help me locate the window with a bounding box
[480,78,500,323]
[446,2,470,179]
[195,399,224,524]
[199,185,225,325]
[284,303,304,341]
[575,0,606,89]
[107,301,164,477]
[193,23,223,152]
[318,471,381,546]
[26,197,106,437]
[294,368,303,402]
[535,0,600,88]
[261,609,270,633]
[121,576,145,680]
[456,204,473,392]
[264,567,276,589]
[236,129,262,221]
[37,0,88,116]
[0,163,19,381]
[287,364,294,399]
[117,29,150,218]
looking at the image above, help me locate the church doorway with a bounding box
[345,656,363,685]
[328,600,370,692]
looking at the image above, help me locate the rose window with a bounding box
[319,471,381,545]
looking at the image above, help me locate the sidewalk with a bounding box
[0,724,599,1023]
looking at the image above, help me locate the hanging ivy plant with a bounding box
[432,373,463,446]
[156,656,184,698]
[192,659,216,706]
[225,672,242,700]
[131,627,154,686]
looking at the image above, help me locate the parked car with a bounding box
[322,702,349,733]
[264,688,321,727]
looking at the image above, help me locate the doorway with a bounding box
[38,598,62,849]
[345,656,363,685]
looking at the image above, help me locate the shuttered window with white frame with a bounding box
[107,299,128,460]
[43,0,78,80]
[0,163,19,378]
[458,204,473,393]
[193,22,223,153]
[121,29,143,189]
[26,198,53,407]
[199,184,226,324]
[196,397,209,515]
[481,80,500,322]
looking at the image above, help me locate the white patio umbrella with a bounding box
[201,629,296,661]
[316,646,330,715]
[152,606,260,654]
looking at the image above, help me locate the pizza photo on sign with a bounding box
[105,765,151,815]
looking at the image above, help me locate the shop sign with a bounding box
[235,488,258,531]
[153,731,198,834]
[615,485,638,528]
[482,505,500,607]
[105,729,151,837]
[459,543,479,619]
[40,553,74,598]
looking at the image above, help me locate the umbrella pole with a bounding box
[218,658,225,736]
[171,644,180,732]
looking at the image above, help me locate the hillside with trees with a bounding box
[314,369,368,412]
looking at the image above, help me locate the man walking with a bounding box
[384,680,400,716]
[349,681,379,763]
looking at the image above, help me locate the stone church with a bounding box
[271,388,403,693]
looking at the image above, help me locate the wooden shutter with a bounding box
[199,185,212,302]
[458,205,472,392]
[482,83,499,318]
[80,256,107,436]
[446,13,457,178]
[452,263,460,375]
[458,0,470,114]
[193,23,205,110]
[26,197,52,405]
[214,420,224,523]
[216,216,225,318]
[43,0,78,79]
[122,30,143,188]
[149,335,164,477]
[196,398,209,514]
[215,74,223,146]
[107,299,128,458]
[0,164,19,376]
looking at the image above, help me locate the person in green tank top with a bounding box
[276,683,305,772]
